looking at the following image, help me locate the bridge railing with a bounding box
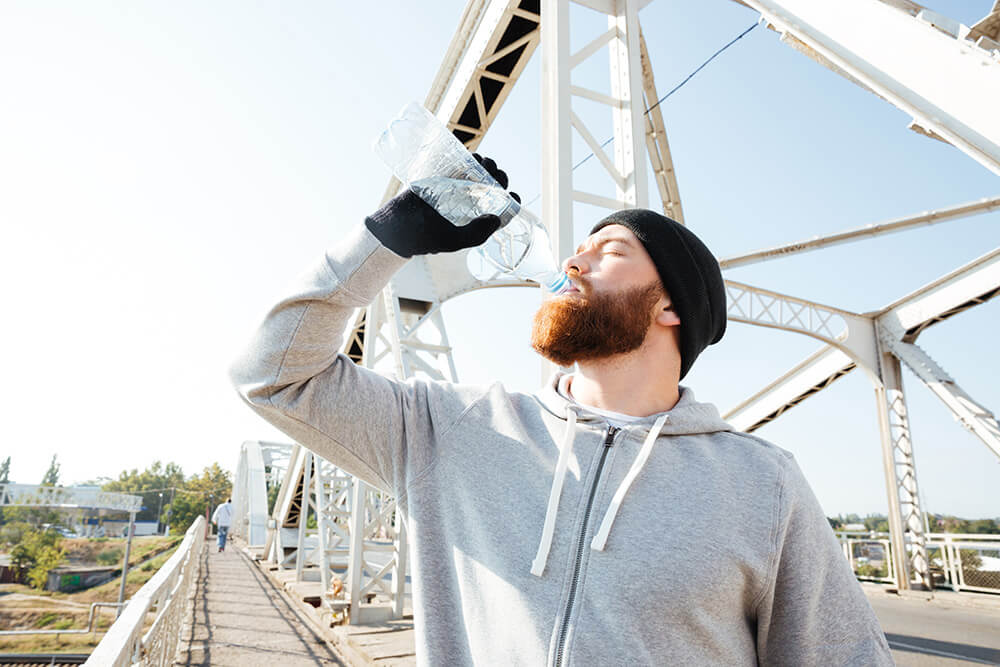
[85,516,206,667]
[836,530,1000,593]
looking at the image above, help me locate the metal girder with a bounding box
[883,336,1000,461]
[873,348,931,591]
[264,444,306,565]
[638,28,684,223]
[231,441,273,547]
[439,0,541,150]
[724,345,856,432]
[969,1,1000,44]
[0,483,141,513]
[737,0,1000,176]
[729,248,1000,430]
[725,280,879,375]
[878,247,1000,341]
[720,196,1000,270]
[382,0,541,205]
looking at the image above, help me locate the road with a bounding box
[867,590,1000,665]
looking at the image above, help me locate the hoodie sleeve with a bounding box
[229,223,438,495]
[754,453,894,666]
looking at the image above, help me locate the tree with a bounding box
[10,527,65,590]
[168,463,232,533]
[0,456,10,483]
[102,461,186,523]
[40,455,60,486]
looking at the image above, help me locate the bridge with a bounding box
[36,0,1000,663]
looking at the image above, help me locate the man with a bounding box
[211,498,233,553]
[230,156,892,665]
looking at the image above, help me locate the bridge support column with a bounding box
[874,351,931,591]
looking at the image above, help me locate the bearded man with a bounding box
[230,156,892,666]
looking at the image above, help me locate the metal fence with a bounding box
[84,516,205,666]
[836,530,1000,593]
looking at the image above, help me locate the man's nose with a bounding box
[562,252,588,275]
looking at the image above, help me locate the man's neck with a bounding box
[569,345,680,417]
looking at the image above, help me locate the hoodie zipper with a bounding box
[552,424,619,667]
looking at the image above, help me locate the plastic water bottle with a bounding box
[373,102,570,294]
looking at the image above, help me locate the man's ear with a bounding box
[655,303,681,327]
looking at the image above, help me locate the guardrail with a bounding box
[0,602,124,638]
[84,516,205,666]
[836,530,1000,593]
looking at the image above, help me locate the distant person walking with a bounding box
[211,498,233,552]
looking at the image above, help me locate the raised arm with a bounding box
[229,155,511,494]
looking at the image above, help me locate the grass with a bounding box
[0,632,102,653]
[74,543,182,603]
[62,535,182,570]
[0,538,186,653]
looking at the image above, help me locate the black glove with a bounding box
[365,154,520,258]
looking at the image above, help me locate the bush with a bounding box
[96,548,123,566]
[856,563,887,578]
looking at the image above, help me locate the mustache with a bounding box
[564,268,590,293]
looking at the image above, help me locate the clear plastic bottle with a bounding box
[374,102,569,294]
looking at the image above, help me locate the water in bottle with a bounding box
[373,102,569,294]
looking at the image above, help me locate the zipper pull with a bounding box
[603,426,619,447]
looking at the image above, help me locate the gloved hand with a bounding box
[365,154,520,258]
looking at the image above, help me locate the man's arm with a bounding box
[229,224,430,493]
[230,157,509,494]
[754,454,894,666]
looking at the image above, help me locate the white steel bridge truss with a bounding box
[233,0,1000,618]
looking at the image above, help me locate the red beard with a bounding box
[530,280,662,367]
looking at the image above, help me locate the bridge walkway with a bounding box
[175,540,343,666]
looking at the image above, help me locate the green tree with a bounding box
[102,461,186,524]
[168,463,232,533]
[968,519,999,534]
[10,527,65,590]
[40,455,60,486]
[0,456,10,483]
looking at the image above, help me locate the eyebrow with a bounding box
[575,235,636,254]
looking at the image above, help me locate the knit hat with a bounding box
[589,209,726,380]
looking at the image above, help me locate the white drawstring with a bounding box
[590,414,669,552]
[531,408,578,577]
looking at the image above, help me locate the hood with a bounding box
[534,371,733,436]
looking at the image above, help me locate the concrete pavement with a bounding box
[175,540,344,666]
[864,585,1000,665]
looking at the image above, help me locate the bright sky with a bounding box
[1,1,997,519]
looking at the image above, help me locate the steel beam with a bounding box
[725,281,879,375]
[724,345,856,432]
[873,346,931,591]
[0,484,141,513]
[639,28,684,223]
[878,248,1000,340]
[885,338,1000,460]
[720,196,1000,270]
[737,0,1000,175]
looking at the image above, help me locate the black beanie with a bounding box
[589,209,726,380]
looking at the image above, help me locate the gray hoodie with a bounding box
[230,224,893,666]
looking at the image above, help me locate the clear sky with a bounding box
[1,1,997,519]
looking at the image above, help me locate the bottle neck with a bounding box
[546,271,571,294]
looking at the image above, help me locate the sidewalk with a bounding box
[175,539,344,666]
[861,581,1000,613]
